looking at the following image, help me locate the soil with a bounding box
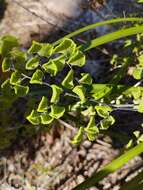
[0,125,143,190]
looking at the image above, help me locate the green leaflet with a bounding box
[54,38,76,55]
[13,85,29,96]
[95,106,112,118]
[68,50,86,67]
[40,113,54,125]
[10,71,21,85]
[50,85,63,103]
[81,106,95,117]
[69,101,81,112]
[132,67,143,80]
[26,56,40,70]
[90,84,112,100]
[138,99,143,113]
[100,115,115,130]
[10,49,27,65]
[131,87,142,100]
[37,96,48,112]
[38,44,53,57]
[42,57,65,76]
[28,41,42,54]
[0,35,19,56]
[1,79,15,98]
[50,105,65,119]
[138,54,143,65]
[62,69,74,89]
[30,69,44,84]
[72,85,86,103]
[84,115,99,141]
[1,79,10,89]
[79,73,92,85]
[71,127,84,145]
[26,109,41,125]
[2,58,11,72]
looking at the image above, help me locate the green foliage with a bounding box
[30,69,44,84]
[26,56,40,70]
[1,17,143,190]
[50,105,65,119]
[84,116,99,141]
[62,69,74,89]
[37,96,48,112]
[72,85,86,103]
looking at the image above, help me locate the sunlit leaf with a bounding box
[26,109,41,125]
[10,71,21,85]
[90,84,112,100]
[138,99,143,113]
[28,41,42,54]
[13,85,29,96]
[68,50,86,67]
[50,85,63,103]
[131,87,141,100]
[37,96,48,112]
[42,57,64,76]
[84,116,99,141]
[38,44,53,57]
[100,115,115,130]
[95,106,112,118]
[81,106,95,116]
[50,105,65,119]
[138,54,143,65]
[71,127,84,145]
[133,67,143,80]
[54,38,76,55]
[40,113,54,125]
[11,49,27,64]
[62,69,74,89]
[30,69,44,84]
[79,73,92,85]
[72,85,86,103]
[26,56,40,70]
[2,58,11,72]
[0,35,19,56]
[1,79,15,97]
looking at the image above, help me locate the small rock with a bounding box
[77,175,85,183]
[82,141,92,149]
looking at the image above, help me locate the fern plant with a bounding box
[1,18,143,146]
[1,17,143,189]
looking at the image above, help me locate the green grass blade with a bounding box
[80,25,143,51]
[54,17,143,45]
[72,142,143,190]
[119,170,143,190]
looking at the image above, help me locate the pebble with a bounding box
[8,164,15,173]
[82,141,92,149]
[78,150,86,158]
[90,187,99,190]
[77,175,85,183]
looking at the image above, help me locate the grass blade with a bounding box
[54,17,143,45]
[72,142,143,190]
[80,25,143,51]
[119,170,143,190]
